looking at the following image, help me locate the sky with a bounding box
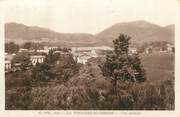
[1,0,178,34]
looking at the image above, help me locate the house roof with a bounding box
[5,54,14,61]
[5,60,11,64]
[30,55,45,59]
[71,46,113,51]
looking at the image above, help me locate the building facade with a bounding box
[30,55,45,66]
[71,46,113,64]
[5,60,11,71]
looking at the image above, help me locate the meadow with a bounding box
[141,52,174,82]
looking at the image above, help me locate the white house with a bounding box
[129,48,137,54]
[5,53,15,61]
[30,55,45,66]
[44,46,58,51]
[36,49,49,54]
[145,47,152,54]
[71,46,113,53]
[166,44,174,53]
[5,60,11,71]
[71,46,113,64]
[5,53,15,72]
[19,48,28,53]
[72,50,98,64]
[76,53,92,64]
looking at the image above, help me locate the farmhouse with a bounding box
[30,55,45,66]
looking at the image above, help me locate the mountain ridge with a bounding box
[5,20,174,47]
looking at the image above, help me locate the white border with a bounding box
[0,0,180,117]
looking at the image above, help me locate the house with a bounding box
[71,46,113,53]
[36,49,49,54]
[71,46,113,63]
[5,53,15,60]
[76,53,92,64]
[5,53,16,72]
[12,63,22,72]
[44,46,58,51]
[129,48,137,55]
[72,50,98,64]
[19,48,28,53]
[30,55,45,66]
[5,60,11,71]
[166,44,174,53]
[145,47,152,54]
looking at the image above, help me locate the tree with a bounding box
[31,62,54,83]
[44,50,59,65]
[31,49,79,83]
[50,52,79,81]
[22,42,32,50]
[11,52,32,70]
[22,42,44,50]
[138,42,148,53]
[5,42,19,53]
[101,34,146,92]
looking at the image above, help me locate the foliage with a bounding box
[5,56,174,110]
[5,70,32,89]
[31,49,79,83]
[130,79,174,110]
[11,52,32,70]
[5,70,32,110]
[49,51,79,81]
[6,77,174,110]
[100,34,146,91]
[5,42,19,53]
[44,50,59,64]
[31,62,54,83]
[6,87,32,110]
[138,41,171,53]
[22,42,44,50]
[5,36,174,110]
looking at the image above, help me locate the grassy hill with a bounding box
[5,22,95,46]
[95,21,174,46]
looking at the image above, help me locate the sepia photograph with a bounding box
[1,0,178,114]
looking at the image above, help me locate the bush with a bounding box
[130,79,174,110]
[5,42,19,53]
[6,87,32,110]
[6,71,174,110]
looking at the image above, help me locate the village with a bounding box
[5,42,174,73]
[3,0,176,111]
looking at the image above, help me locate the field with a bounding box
[141,52,174,82]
